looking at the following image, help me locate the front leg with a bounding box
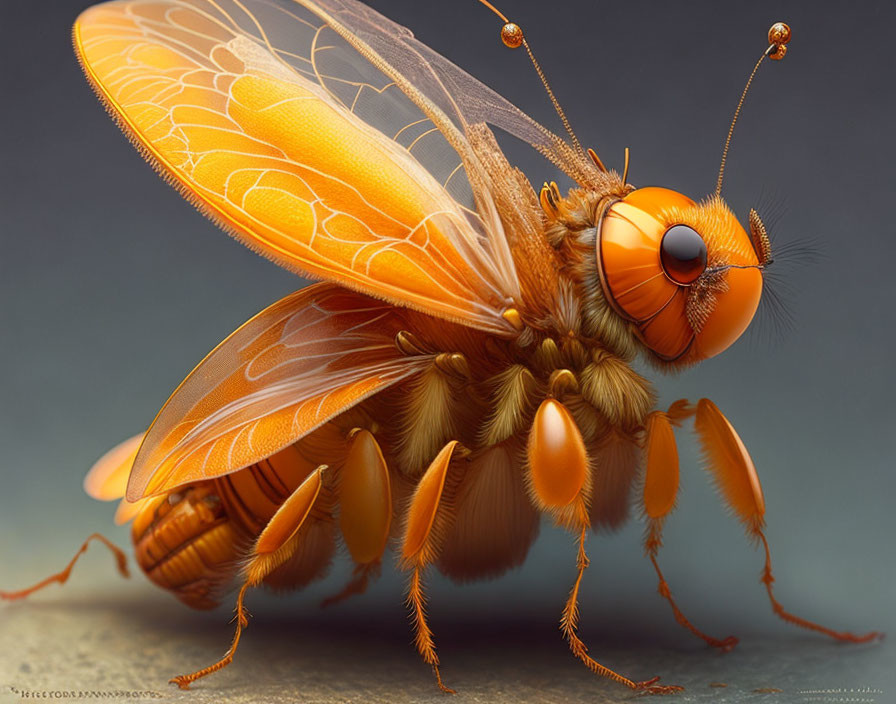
[642,405,738,652]
[691,398,880,644]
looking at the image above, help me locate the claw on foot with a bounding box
[169,677,192,690]
[433,665,455,694]
[634,677,684,695]
[713,635,739,653]
[849,631,884,644]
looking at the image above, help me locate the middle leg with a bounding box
[528,397,683,694]
[322,428,392,608]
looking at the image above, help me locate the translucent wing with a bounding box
[84,433,144,500]
[299,0,599,184]
[74,0,591,335]
[125,284,432,500]
[83,433,153,524]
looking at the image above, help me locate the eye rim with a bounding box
[660,224,708,285]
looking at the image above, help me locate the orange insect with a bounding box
[2,0,879,695]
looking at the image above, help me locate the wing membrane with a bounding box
[74,0,539,334]
[299,0,599,185]
[83,433,144,500]
[126,283,431,500]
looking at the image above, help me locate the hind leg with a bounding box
[170,466,330,689]
[3,433,140,601]
[1,533,129,601]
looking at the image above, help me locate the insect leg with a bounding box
[321,428,392,608]
[693,398,880,644]
[400,441,467,694]
[169,466,329,689]
[526,399,683,694]
[320,562,380,609]
[0,533,129,601]
[2,432,143,600]
[642,407,738,651]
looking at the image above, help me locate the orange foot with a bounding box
[634,676,685,695]
[712,635,739,653]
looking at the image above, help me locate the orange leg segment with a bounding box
[170,582,251,690]
[0,533,129,601]
[758,532,880,644]
[647,553,738,652]
[407,566,454,694]
[400,441,465,694]
[170,466,328,689]
[692,398,880,645]
[643,408,738,651]
[528,401,682,694]
[561,514,683,695]
[323,429,391,609]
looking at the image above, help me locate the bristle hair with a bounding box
[481,365,540,446]
[693,400,765,541]
[580,351,654,432]
[396,367,457,475]
[589,430,641,532]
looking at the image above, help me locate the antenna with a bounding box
[475,0,585,157]
[715,22,792,196]
[622,147,630,186]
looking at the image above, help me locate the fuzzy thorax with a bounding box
[542,186,639,361]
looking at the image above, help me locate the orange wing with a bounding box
[84,433,144,501]
[73,0,543,335]
[124,284,431,500]
[83,434,155,524]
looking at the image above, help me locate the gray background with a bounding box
[1,1,893,702]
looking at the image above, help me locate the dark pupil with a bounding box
[660,225,707,284]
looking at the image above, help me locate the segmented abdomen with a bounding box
[132,484,242,609]
[131,444,322,609]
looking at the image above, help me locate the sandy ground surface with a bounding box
[0,577,891,704]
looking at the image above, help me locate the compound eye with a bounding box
[660,225,707,284]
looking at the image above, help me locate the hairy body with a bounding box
[138,186,655,608]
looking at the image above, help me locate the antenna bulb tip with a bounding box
[767,22,791,59]
[501,22,524,48]
[768,22,791,45]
